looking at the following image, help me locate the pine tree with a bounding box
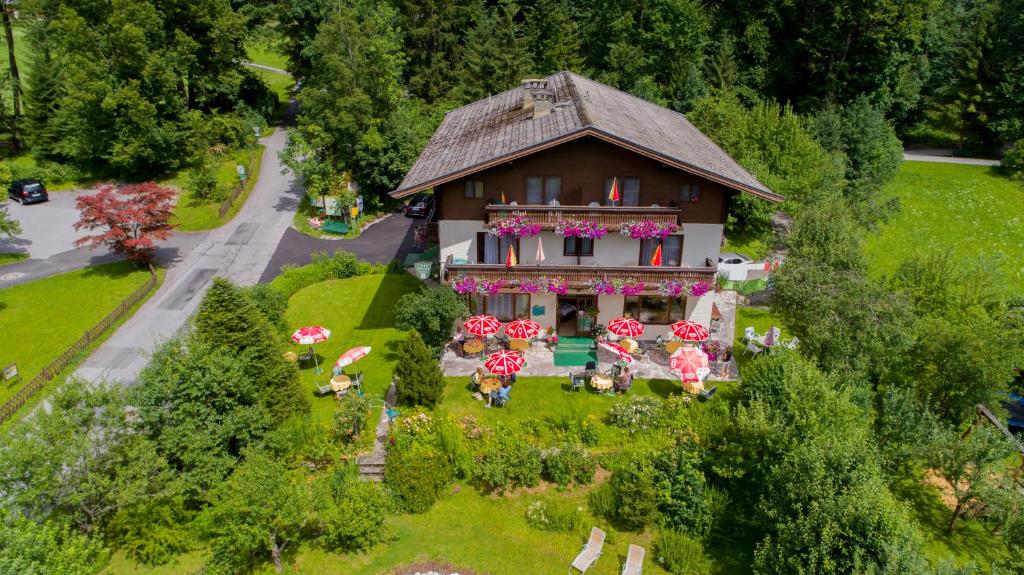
[194,278,308,420]
[455,0,533,101]
[393,332,445,408]
[23,46,63,159]
[399,0,481,102]
[525,0,583,75]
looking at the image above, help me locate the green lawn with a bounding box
[245,39,289,70]
[865,161,1024,292]
[285,273,424,424]
[732,305,787,373]
[254,68,293,121]
[0,262,154,406]
[0,252,28,266]
[166,146,264,232]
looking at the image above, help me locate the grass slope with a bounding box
[0,262,153,405]
[166,146,264,232]
[865,162,1024,292]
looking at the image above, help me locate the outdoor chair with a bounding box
[351,371,364,395]
[313,382,332,397]
[621,544,645,575]
[699,386,718,400]
[784,337,800,350]
[298,348,315,364]
[743,327,759,342]
[491,392,510,408]
[569,527,606,574]
[584,361,597,377]
[744,340,763,358]
[569,373,586,392]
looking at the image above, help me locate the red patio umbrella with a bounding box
[504,318,541,339]
[670,320,709,342]
[291,326,331,373]
[464,315,501,337]
[607,317,645,338]
[484,350,525,375]
[335,346,372,369]
[598,341,634,363]
[670,346,709,383]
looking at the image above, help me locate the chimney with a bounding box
[521,78,554,119]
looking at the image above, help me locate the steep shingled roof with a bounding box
[392,71,781,202]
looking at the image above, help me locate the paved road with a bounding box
[75,125,304,385]
[903,152,1000,166]
[258,213,420,282]
[241,61,291,76]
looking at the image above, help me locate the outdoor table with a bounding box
[664,341,682,354]
[330,374,352,393]
[509,338,530,353]
[682,379,704,395]
[619,339,638,354]
[590,373,613,391]
[282,351,298,363]
[479,377,502,394]
[463,339,485,355]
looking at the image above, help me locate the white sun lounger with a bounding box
[621,544,645,575]
[569,527,606,573]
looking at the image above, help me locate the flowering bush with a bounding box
[586,278,616,295]
[452,276,477,294]
[618,281,645,296]
[546,277,569,295]
[396,412,435,438]
[689,280,710,298]
[477,279,505,295]
[517,280,541,293]
[657,280,686,298]
[701,340,722,362]
[554,219,608,239]
[541,443,596,488]
[525,500,586,533]
[620,220,678,240]
[608,396,666,435]
[489,215,540,238]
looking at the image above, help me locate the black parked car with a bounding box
[404,193,434,218]
[7,179,49,205]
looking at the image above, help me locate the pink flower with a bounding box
[453,276,477,294]
[689,281,710,297]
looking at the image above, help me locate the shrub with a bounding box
[319,468,391,552]
[186,152,220,201]
[525,500,586,534]
[240,283,289,333]
[384,444,452,513]
[1004,139,1024,180]
[541,443,596,488]
[608,396,666,435]
[475,427,542,493]
[434,416,472,479]
[0,162,11,188]
[394,286,469,353]
[586,482,617,522]
[652,443,713,535]
[654,529,711,575]
[547,405,600,446]
[264,417,341,471]
[394,332,446,408]
[608,455,660,531]
[268,250,369,297]
[334,396,371,444]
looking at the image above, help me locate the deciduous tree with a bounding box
[73,182,176,265]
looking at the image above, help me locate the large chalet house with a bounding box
[392,72,782,339]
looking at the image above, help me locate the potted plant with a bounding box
[721,345,733,362]
[715,272,728,293]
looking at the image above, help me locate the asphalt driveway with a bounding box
[258,213,419,282]
[0,191,93,259]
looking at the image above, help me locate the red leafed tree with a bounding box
[74,182,176,264]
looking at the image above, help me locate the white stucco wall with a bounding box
[438,220,485,264]
[680,223,723,268]
[529,293,557,332]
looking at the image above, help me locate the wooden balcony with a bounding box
[442,256,716,292]
[485,204,682,230]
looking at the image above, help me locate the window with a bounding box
[526,176,561,204]
[624,296,686,324]
[563,236,594,257]
[604,177,640,206]
[639,236,683,266]
[469,294,530,321]
[464,180,484,198]
[477,233,519,264]
[680,184,701,203]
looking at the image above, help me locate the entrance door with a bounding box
[556,296,596,336]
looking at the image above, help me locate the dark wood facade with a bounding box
[434,136,732,224]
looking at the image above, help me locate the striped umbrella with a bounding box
[291,326,331,373]
[335,346,371,369]
[464,315,501,337]
[598,341,634,363]
[670,346,709,383]
[290,326,331,345]
[504,318,541,339]
[607,317,645,337]
[484,350,525,375]
[670,320,709,342]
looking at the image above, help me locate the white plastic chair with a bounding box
[743,326,758,342]
[744,340,763,358]
[621,544,645,575]
[785,336,800,349]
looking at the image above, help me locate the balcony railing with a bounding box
[442,256,716,292]
[485,204,682,230]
